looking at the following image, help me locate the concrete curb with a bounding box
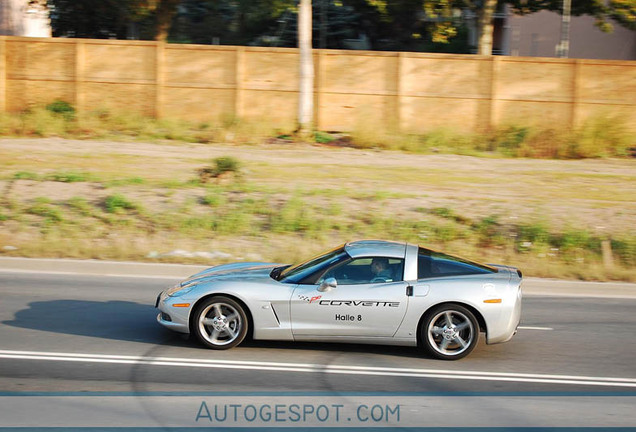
[1,257,635,299]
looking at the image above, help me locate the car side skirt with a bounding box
[291,335,418,347]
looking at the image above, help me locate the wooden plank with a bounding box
[75,39,85,117]
[392,52,403,133]
[571,59,581,128]
[155,41,165,118]
[0,38,6,113]
[488,56,501,131]
[314,49,325,130]
[235,46,245,120]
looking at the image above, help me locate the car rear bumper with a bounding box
[486,280,522,344]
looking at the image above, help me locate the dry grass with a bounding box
[0,137,634,282]
[0,103,633,159]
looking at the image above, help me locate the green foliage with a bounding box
[517,222,551,245]
[13,171,40,181]
[104,194,138,213]
[474,215,502,246]
[609,0,636,31]
[104,177,145,187]
[48,0,175,40]
[270,196,320,233]
[424,0,635,52]
[432,222,464,242]
[46,100,76,121]
[26,198,64,223]
[201,193,227,207]
[314,131,335,144]
[611,237,636,267]
[198,157,241,183]
[213,208,253,235]
[555,229,592,251]
[1,102,631,161]
[429,207,470,224]
[45,171,93,183]
[574,115,632,158]
[432,207,454,218]
[16,108,72,137]
[214,156,240,174]
[487,126,530,155]
[485,117,633,159]
[67,197,95,216]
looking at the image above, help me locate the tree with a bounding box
[1,0,50,36]
[251,1,361,49]
[47,0,179,41]
[150,0,180,41]
[422,0,636,55]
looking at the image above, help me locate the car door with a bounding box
[290,257,409,337]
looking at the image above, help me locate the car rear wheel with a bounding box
[421,304,479,360]
[193,296,248,350]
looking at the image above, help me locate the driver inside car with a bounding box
[370,257,392,282]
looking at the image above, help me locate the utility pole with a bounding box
[556,0,572,57]
[297,0,314,137]
[320,0,327,49]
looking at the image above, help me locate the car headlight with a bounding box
[166,282,197,297]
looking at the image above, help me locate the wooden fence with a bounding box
[0,36,634,133]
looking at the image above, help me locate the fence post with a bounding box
[487,56,501,131]
[570,59,581,128]
[234,46,245,120]
[74,39,85,121]
[601,239,614,269]
[314,49,325,130]
[394,52,404,133]
[155,41,165,119]
[0,37,7,113]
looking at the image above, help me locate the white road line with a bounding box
[518,326,553,331]
[0,268,182,280]
[1,349,635,388]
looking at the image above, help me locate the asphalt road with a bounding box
[1,270,635,391]
[0,270,635,428]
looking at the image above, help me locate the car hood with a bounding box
[180,262,282,286]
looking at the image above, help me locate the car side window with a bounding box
[418,248,496,279]
[320,257,405,285]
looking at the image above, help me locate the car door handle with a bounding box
[406,285,413,296]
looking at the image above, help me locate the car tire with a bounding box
[193,296,248,350]
[420,304,479,360]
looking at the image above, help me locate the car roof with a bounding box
[344,240,407,259]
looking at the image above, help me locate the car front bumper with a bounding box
[155,291,191,334]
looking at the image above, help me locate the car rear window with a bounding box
[418,247,497,279]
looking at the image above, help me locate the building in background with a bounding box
[466,6,636,60]
[0,0,51,37]
[508,10,635,60]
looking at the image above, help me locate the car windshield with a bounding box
[276,245,348,284]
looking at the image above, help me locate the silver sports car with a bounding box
[156,240,522,360]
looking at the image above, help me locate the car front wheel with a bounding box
[193,296,248,350]
[421,304,479,360]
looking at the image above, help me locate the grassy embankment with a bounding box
[1,143,635,281]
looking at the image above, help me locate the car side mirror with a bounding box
[318,277,337,292]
